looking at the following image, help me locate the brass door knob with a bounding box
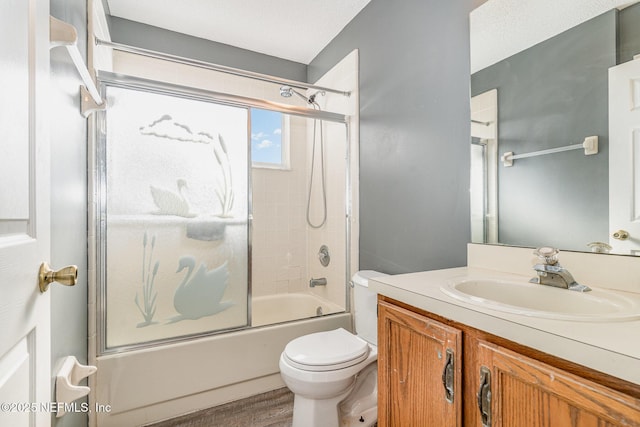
[39,263,78,293]
[612,230,630,241]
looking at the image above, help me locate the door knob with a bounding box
[39,263,78,293]
[612,230,630,241]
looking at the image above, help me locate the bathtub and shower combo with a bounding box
[88,47,358,426]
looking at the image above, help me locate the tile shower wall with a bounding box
[252,51,358,304]
[307,51,359,307]
[306,120,348,305]
[251,117,352,301]
[252,116,310,297]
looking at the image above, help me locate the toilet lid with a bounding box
[283,328,369,372]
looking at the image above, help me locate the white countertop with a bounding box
[370,266,640,386]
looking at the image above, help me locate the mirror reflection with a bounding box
[470,0,640,255]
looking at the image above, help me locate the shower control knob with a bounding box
[318,245,330,267]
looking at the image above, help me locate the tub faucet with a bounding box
[309,277,327,288]
[529,247,591,292]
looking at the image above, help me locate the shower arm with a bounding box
[280,86,325,106]
[280,86,311,104]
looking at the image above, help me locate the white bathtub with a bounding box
[96,294,351,426]
[252,293,345,327]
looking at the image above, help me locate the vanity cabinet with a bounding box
[475,340,640,426]
[378,296,640,427]
[378,299,463,426]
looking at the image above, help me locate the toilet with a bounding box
[279,270,387,427]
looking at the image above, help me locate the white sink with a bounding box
[440,278,640,322]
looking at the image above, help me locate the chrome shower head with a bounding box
[279,86,294,98]
[279,85,311,103]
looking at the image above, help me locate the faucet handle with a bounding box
[533,247,559,265]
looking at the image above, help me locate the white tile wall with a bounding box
[251,114,310,297]
[305,50,359,309]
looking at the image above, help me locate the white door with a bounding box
[0,0,51,426]
[609,57,640,254]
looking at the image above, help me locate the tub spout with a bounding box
[309,277,327,287]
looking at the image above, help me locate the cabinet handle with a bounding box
[441,349,454,403]
[477,366,492,427]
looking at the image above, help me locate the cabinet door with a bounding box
[378,300,462,427]
[475,340,640,427]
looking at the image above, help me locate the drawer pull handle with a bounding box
[441,348,454,403]
[477,366,492,427]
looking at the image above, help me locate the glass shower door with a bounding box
[98,82,250,351]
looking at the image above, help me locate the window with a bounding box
[250,108,288,169]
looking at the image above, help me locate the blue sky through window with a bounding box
[251,108,283,165]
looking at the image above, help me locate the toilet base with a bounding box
[339,362,378,426]
[291,385,354,427]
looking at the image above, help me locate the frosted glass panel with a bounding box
[103,85,249,349]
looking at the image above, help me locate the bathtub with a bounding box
[252,293,345,327]
[95,294,351,426]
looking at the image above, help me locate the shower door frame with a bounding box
[91,71,352,356]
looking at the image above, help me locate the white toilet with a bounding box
[279,270,387,427]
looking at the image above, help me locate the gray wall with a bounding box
[308,0,473,273]
[108,16,308,82]
[620,3,640,63]
[471,11,617,252]
[50,0,89,426]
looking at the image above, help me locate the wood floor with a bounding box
[145,388,294,427]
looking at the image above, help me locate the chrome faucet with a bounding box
[309,277,327,288]
[530,247,591,292]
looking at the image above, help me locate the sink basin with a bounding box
[440,278,640,322]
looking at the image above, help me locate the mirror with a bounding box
[470,0,640,255]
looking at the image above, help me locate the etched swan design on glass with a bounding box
[170,256,233,321]
[150,178,196,218]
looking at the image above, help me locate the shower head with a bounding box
[279,85,309,102]
[279,86,325,109]
[279,86,292,97]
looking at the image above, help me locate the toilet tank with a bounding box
[352,270,387,346]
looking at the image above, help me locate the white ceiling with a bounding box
[471,0,637,73]
[106,0,371,65]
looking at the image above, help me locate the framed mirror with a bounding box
[470,0,640,255]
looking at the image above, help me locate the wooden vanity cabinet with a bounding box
[476,340,640,426]
[378,296,640,427]
[378,299,463,426]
